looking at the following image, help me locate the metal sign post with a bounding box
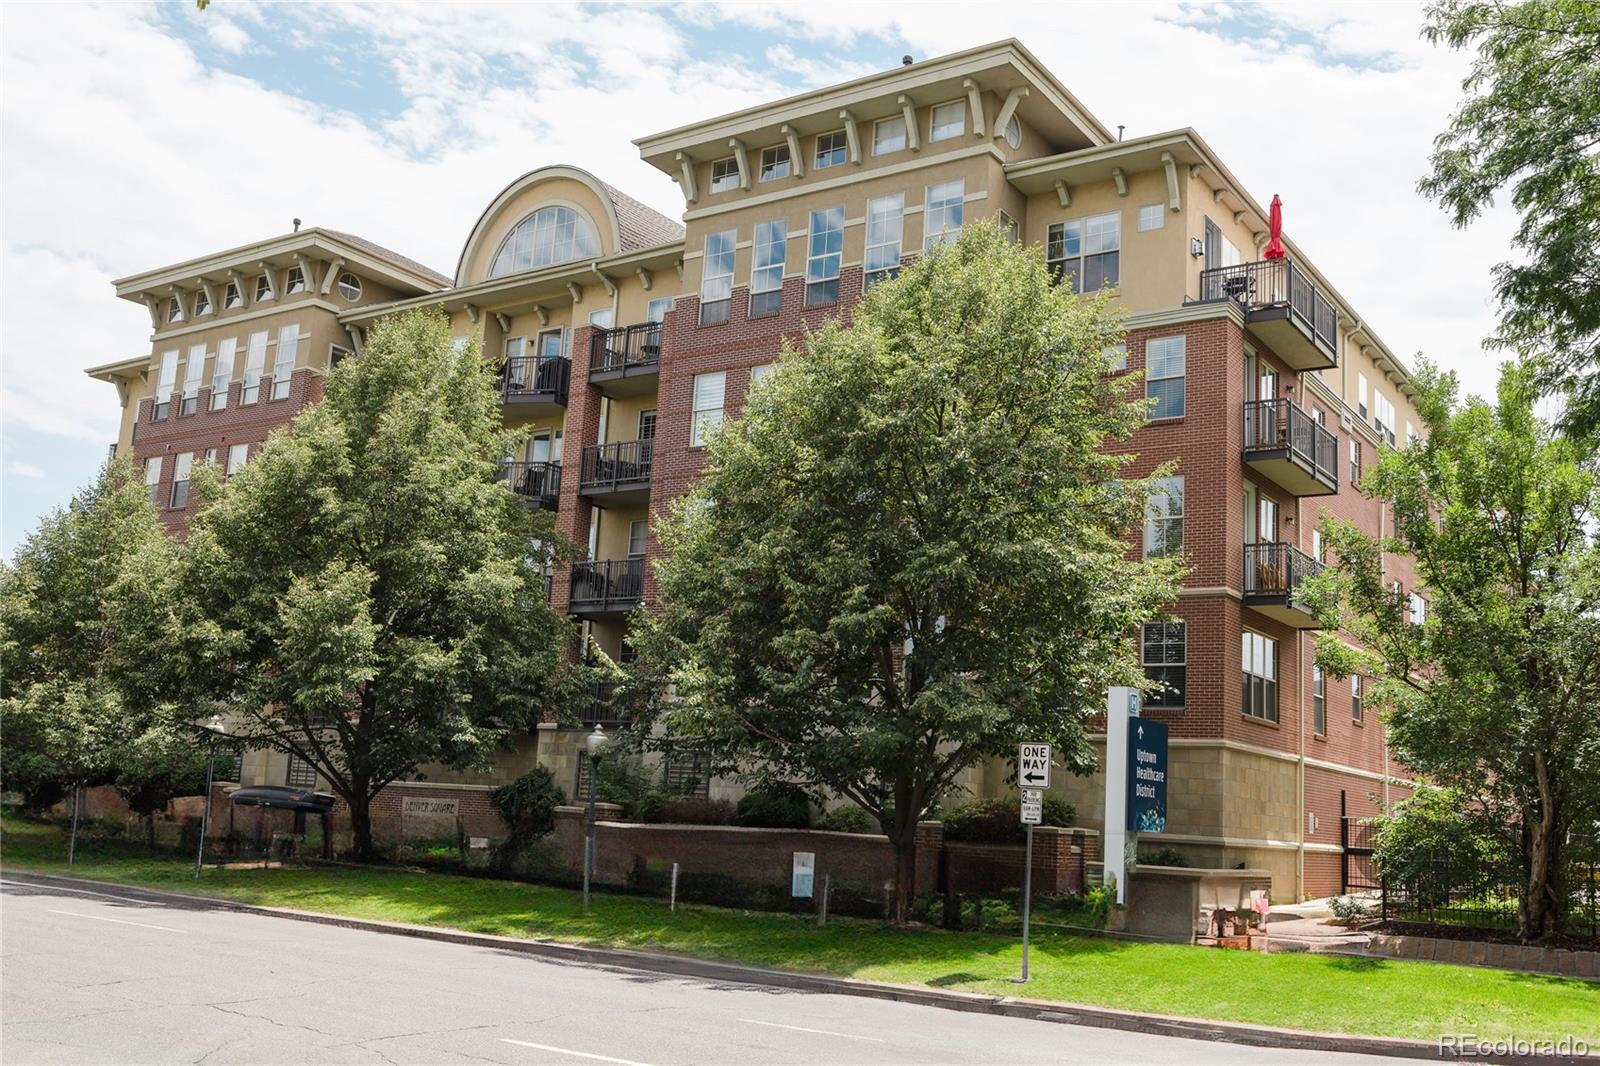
[1015,742,1049,985]
[1103,687,1140,905]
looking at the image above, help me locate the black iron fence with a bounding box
[497,460,561,505]
[569,557,645,613]
[499,355,570,403]
[590,322,662,375]
[1243,541,1324,597]
[1378,849,1599,946]
[1244,398,1338,485]
[579,440,652,493]
[1200,258,1338,353]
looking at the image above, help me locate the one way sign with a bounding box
[1018,743,1051,790]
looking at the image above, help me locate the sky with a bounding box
[0,0,1518,559]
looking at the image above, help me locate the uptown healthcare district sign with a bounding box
[1126,718,1169,833]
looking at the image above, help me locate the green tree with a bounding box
[0,459,178,816]
[1304,362,1600,941]
[1419,0,1600,434]
[110,723,213,848]
[628,224,1183,922]
[179,310,589,861]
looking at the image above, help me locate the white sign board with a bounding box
[792,851,815,898]
[1020,789,1043,825]
[1018,743,1051,790]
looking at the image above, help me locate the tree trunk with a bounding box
[145,812,157,850]
[890,826,918,924]
[347,788,377,863]
[1520,808,1562,942]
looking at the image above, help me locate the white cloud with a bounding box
[204,17,251,54]
[4,460,46,480]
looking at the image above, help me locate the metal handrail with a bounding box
[1200,259,1339,353]
[1243,398,1338,484]
[569,557,645,612]
[1243,541,1324,597]
[497,460,561,503]
[499,355,570,402]
[579,440,652,493]
[589,322,662,375]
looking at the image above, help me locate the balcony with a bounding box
[578,440,652,505]
[581,681,632,729]
[1201,259,1338,371]
[568,557,644,618]
[497,460,561,511]
[1243,398,1338,497]
[1242,542,1325,629]
[588,322,661,397]
[499,355,570,409]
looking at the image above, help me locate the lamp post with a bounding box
[195,715,228,879]
[582,723,611,911]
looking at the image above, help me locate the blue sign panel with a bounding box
[1126,718,1168,833]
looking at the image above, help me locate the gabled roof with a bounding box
[598,180,686,251]
[321,230,452,288]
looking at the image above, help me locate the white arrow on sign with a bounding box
[1018,742,1051,790]
[1137,724,1145,740]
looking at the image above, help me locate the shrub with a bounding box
[1372,785,1513,907]
[653,796,735,825]
[1328,894,1374,924]
[942,795,1075,844]
[489,766,564,842]
[593,756,665,821]
[734,782,813,828]
[1137,845,1190,868]
[817,805,878,834]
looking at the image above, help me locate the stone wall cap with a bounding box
[1133,865,1272,880]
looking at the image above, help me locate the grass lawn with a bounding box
[4,812,1595,1044]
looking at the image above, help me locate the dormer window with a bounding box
[487,205,600,278]
[336,272,362,301]
[166,297,183,323]
[284,266,306,294]
[710,157,740,194]
[929,100,965,142]
[759,144,790,182]
[224,281,243,309]
[193,288,211,316]
[256,274,274,301]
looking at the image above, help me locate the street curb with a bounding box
[0,868,1582,1064]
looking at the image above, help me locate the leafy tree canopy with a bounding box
[628,223,1183,920]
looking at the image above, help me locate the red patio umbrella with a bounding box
[1263,194,1286,260]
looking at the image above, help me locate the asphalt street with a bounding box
[0,877,1415,1066]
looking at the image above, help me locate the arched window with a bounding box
[487,205,600,278]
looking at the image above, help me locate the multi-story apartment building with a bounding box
[89,40,1421,899]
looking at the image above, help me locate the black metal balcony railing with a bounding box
[1200,258,1338,354]
[589,322,662,376]
[579,440,652,493]
[1244,398,1338,484]
[499,355,570,403]
[569,557,645,614]
[1243,541,1325,599]
[497,460,561,507]
[582,681,631,729]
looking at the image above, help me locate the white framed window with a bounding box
[997,209,1019,243]
[285,754,317,788]
[153,350,178,419]
[1144,475,1184,557]
[1003,114,1021,149]
[588,308,614,330]
[1350,437,1363,486]
[337,272,362,301]
[749,362,776,390]
[488,206,600,278]
[627,520,648,559]
[647,296,674,324]
[1137,204,1165,231]
[1373,391,1397,446]
[193,288,211,316]
[271,324,298,400]
[1351,674,1365,722]
[872,115,906,155]
[759,144,791,182]
[166,297,183,324]
[144,456,163,504]
[1105,343,1129,372]
[1357,372,1369,419]
[1313,665,1326,736]
[181,343,205,415]
[1406,420,1418,447]
[1312,527,1325,562]
[805,205,844,307]
[170,452,193,510]
[1409,592,1427,625]
[504,335,526,364]
[710,156,740,194]
[929,100,965,142]
[537,327,564,359]
[815,129,847,169]
[284,266,306,294]
[255,274,274,302]
[864,193,904,289]
[242,330,267,405]
[226,443,248,475]
[699,229,736,325]
[1242,631,1278,722]
[924,180,964,249]
[1142,621,1186,708]
[691,371,726,447]
[1046,212,1120,292]
[1146,335,1186,419]
[211,337,236,411]
[749,218,786,317]
[224,281,243,309]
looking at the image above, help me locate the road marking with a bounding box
[500,1039,655,1066]
[2,878,166,906]
[46,909,185,933]
[736,1018,886,1042]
